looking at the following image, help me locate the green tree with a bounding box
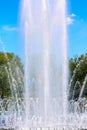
[0,52,24,99]
[69,54,87,100]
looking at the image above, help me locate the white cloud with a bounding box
[71,13,76,17]
[2,25,18,31]
[66,13,76,25]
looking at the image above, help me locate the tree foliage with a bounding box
[69,54,87,100]
[0,52,24,99]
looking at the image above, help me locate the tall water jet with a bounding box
[21,0,33,126]
[59,0,68,121]
[21,0,68,127]
[42,0,50,123]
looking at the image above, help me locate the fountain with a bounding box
[21,0,68,128]
[0,0,87,130]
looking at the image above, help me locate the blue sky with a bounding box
[0,0,87,60]
[0,0,23,59]
[68,0,87,57]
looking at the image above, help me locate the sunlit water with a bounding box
[21,0,68,128]
[0,0,87,130]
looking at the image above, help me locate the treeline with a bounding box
[69,54,87,100]
[0,52,87,100]
[0,52,23,99]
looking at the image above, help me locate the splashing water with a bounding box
[1,0,87,130]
